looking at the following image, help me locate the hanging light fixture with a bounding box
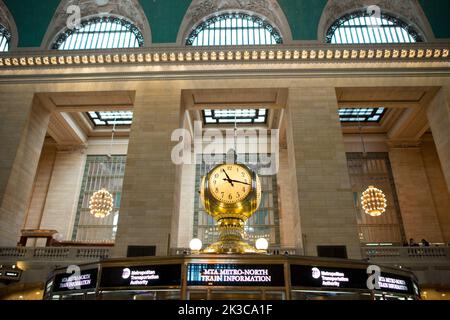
[89,188,114,218]
[89,116,116,218]
[361,185,387,216]
[357,119,387,217]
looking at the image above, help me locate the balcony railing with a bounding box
[0,246,111,261]
[363,246,450,263]
[170,247,301,256]
[1,246,448,264]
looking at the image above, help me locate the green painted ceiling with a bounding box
[278,0,328,40]
[2,0,450,48]
[418,0,450,39]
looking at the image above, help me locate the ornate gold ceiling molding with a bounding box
[0,44,448,69]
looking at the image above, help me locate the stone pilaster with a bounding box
[389,144,444,243]
[286,87,361,259]
[39,148,86,241]
[427,88,450,194]
[0,93,51,246]
[113,87,181,257]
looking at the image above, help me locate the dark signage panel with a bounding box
[0,268,22,282]
[290,265,416,295]
[100,264,182,289]
[378,272,416,295]
[53,268,98,293]
[187,264,285,287]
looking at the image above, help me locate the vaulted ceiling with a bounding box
[2,0,449,48]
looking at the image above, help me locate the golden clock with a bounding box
[200,163,261,221]
[200,163,263,254]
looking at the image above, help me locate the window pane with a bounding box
[186,13,282,46]
[53,16,144,50]
[72,155,127,242]
[326,11,421,44]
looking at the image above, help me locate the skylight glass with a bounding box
[339,108,386,122]
[87,111,133,126]
[203,109,267,124]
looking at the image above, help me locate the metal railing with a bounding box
[0,246,111,261]
[363,246,450,262]
[1,245,448,263]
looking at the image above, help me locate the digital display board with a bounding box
[99,264,182,289]
[187,264,285,287]
[52,268,98,293]
[290,265,416,295]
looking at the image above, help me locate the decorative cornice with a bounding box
[387,139,422,149]
[0,43,448,69]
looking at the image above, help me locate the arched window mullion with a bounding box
[0,24,11,52]
[186,12,282,46]
[53,16,144,50]
[326,10,422,44]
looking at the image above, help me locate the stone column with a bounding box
[286,87,361,259]
[427,88,450,194]
[0,93,51,246]
[24,141,57,231]
[113,86,181,257]
[389,145,444,243]
[420,139,450,243]
[39,147,86,241]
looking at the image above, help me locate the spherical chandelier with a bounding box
[361,186,387,217]
[89,188,114,218]
[88,117,117,219]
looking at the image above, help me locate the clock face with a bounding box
[208,164,252,204]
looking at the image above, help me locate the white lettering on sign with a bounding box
[378,276,408,291]
[311,268,349,287]
[125,269,160,286]
[200,269,271,283]
[60,274,92,289]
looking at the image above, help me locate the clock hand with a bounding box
[222,169,234,187]
[224,179,251,186]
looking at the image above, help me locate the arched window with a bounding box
[52,16,144,50]
[186,13,282,46]
[326,11,422,44]
[0,23,11,52]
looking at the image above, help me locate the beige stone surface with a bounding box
[0,95,51,246]
[421,140,450,242]
[24,142,57,231]
[112,86,182,257]
[389,147,444,243]
[427,88,450,195]
[38,149,86,241]
[286,87,361,259]
[277,148,301,248]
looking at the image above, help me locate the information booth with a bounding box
[45,255,420,300]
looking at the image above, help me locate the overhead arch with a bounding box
[0,0,18,50]
[177,0,292,45]
[41,0,151,49]
[317,0,435,43]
